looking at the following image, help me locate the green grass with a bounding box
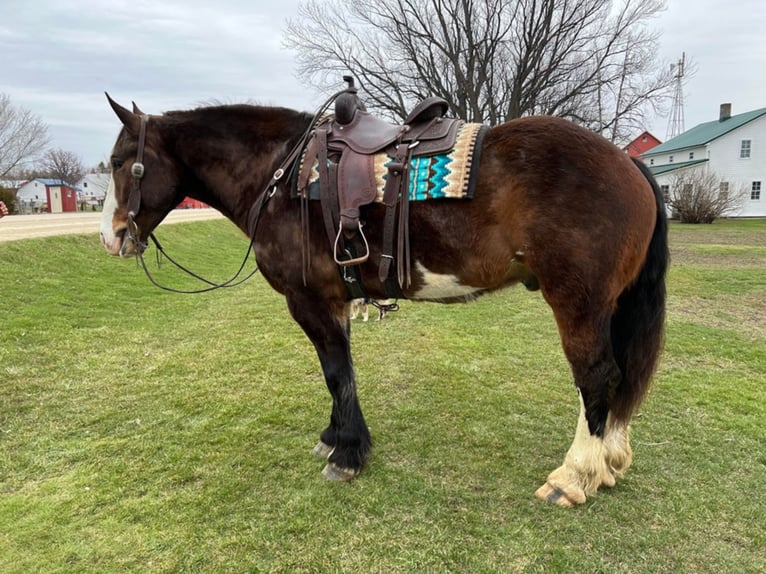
[1,218,765,573]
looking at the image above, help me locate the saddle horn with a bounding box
[335,75,366,125]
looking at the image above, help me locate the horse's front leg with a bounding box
[285,291,372,480]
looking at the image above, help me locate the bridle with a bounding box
[124,114,264,294]
[121,87,351,295]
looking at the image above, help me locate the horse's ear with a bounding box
[105,92,140,135]
[131,101,145,115]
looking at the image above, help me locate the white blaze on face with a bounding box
[100,175,121,255]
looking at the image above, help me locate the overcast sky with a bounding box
[1,0,764,168]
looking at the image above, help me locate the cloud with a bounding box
[1,0,764,163]
[650,0,766,137]
[1,0,316,165]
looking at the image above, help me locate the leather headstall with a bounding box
[126,114,149,252]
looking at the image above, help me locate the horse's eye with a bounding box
[111,157,125,170]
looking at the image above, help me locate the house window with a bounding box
[660,185,670,203]
[689,152,694,160]
[650,158,654,165]
[83,182,88,187]
[669,155,674,163]
[752,181,762,200]
[740,140,751,159]
[719,182,729,201]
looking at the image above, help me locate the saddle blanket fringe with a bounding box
[299,122,486,201]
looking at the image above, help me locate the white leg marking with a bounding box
[603,412,633,480]
[537,391,631,505]
[560,392,611,495]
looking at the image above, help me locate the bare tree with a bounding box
[285,0,676,142]
[667,169,748,223]
[39,148,86,186]
[0,93,49,178]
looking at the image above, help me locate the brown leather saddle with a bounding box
[297,77,464,293]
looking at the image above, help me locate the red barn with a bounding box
[622,131,661,158]
[176,197,208,209]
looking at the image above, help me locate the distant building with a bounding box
[75,173,111,209]
[642,104,766,217]
[15,178,79,213]
[623,131,661,158]
[75,171,207,211]
[177,197,208,209]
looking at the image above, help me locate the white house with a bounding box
[15,178,79,213]
[642,104,766,217]
[75,173,110,207]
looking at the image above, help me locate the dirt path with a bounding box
[0,209,224,243]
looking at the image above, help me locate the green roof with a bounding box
[648,158,708,176]
[644,107,766,156]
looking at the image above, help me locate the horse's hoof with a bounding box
[534,482,586,507]
[321,463,359,481]
[312,441,334,458]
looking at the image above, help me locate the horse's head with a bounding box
[101,94,183,257]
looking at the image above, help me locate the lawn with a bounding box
[1,218,764,573]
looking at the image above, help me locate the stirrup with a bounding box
[334,222,370,266]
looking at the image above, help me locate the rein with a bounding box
[137,234,261,294]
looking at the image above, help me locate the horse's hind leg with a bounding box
[535,312,630,506]
[285,292,371,480]
[536,392,633,507]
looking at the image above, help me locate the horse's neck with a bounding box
[175,110,307,232]
[191,144,285,231]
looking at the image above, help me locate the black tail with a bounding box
[610,158,669,421]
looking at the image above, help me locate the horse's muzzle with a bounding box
[102,227,145,258]
[102,227,127,256]
[119,231,146,258]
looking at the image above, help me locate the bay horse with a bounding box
[100,92,667,507]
